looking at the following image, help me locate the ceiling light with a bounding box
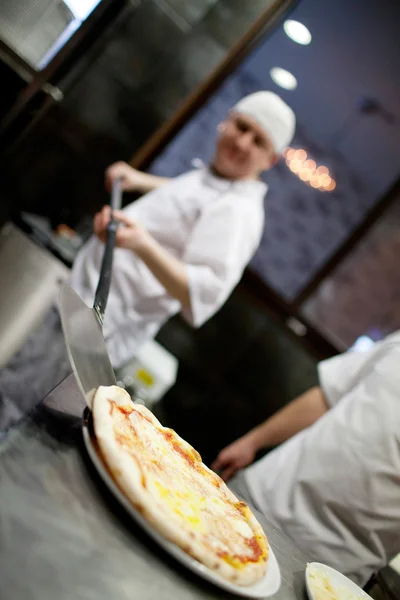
[304,159,316,170]
[316,165,329,176]
[283,20,312,45]
[326,180,336,191]
[299,169,312,182]
[293,149,307,161]
[289,160,302,174]
[285,148,295,160]
[284,146,336,192]
[270,67,297,90]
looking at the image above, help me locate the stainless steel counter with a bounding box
[0,374,309,600]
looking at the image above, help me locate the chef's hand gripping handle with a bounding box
[93,179,122,325]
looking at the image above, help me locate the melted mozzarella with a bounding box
[114,405,266,564]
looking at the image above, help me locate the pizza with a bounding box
[92,385,269,586]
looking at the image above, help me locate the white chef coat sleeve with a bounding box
[180,201,263,328]
[318,337,396,407]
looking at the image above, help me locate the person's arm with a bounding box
[246,385,329,449]
[135,235,190,307]
[105,161,171,194]
[93,207,190,307]
[93,191,257,314]
[211,386,329,481]
[94,193,258,315]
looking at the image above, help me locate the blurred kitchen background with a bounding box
[0,0,399,464]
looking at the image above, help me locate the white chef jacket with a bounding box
[245,331,400,587]
[70,167,266,368]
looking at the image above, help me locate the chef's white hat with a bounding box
[233,91,296,154]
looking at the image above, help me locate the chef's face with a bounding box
[213,112,278,180]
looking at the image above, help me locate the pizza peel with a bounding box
[59,179,122,408]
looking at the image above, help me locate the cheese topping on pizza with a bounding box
[92,386,268,585]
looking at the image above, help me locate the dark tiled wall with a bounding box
[302,192,400,348]
[156,288,318,464]
[3,0,282,226]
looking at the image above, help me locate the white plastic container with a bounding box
[117,339,178,407]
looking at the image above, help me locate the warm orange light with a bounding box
[319,173,330,185]
[294,149,307,161]
[284,148,335,192]
[316,165,329,176]
[289,159,302,173]
[322,176,332,189]
[326,179,336,191]
[304,159,316,171]
[299,168,312,181]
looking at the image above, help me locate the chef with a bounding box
[70,91,296,369]
[212,331,400,588]
[0,91,295,429]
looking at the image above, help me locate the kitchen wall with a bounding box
[2,0,287,227]
[301,189,400,348]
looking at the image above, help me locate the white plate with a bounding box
[306,562,373,600]
[82,419,281,598]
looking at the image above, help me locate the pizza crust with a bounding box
[92,385,268,586]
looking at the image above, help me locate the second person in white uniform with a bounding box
[212,332,400,587]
